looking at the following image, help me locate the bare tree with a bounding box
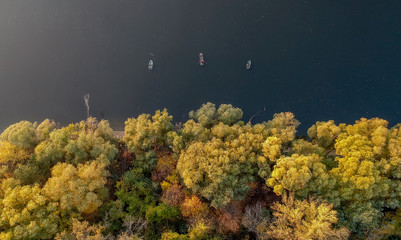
[117,216,147,240]
[242,202,266,234]
[84,94,90,119]
[248,107,266,124]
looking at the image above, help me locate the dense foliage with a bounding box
[1,102,401,239]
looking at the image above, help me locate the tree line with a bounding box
[0,102,400,239]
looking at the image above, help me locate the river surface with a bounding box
[0,0,400,134]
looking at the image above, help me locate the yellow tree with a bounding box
[0,182,59,240]
[262,136,282,161]
[257,194,349,240]
[54,218,107,240]
[36,119,57,142]
[312,117,401,234]
[262,112,302,162]
[124,109,174,172]
[0,141,30,179]
[307,120,345,149]
[266,112,300,143]
[0,121,38,150]
[188,102,243,127]
[26,119,117,184]
[42,159,109,215]
[177,123,271,207]
[177,104,301,207]
[267,154,333,198]
[268,118,401,234]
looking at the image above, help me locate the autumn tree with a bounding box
[17,119,118,185]
[36,119,57,142]
[307,120,345,149]
[267,153,334,198]
[4,105,401,239]
[170,102,244,154]
[161,231,189,240]
[0,119,57,183]
[188,102,243,128]
[261,112,302,163]
[124,109,174,173]
[42,160,109,216]
[257,194,349,240]
[54,218,106,240]
[177,123,271,207]
[262,137,282,162]
[0,121,38,150]
[180,195,211,226]
[328,118,401,232]
[177,104,301,207]
[0,182,59,240]
[0,141,30,179]
[265,112,300,143]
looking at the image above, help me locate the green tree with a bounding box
[0,121,38,150]
[115,168,158,218]
[36,119,57,142]
[145,203,182,239]
[188,102,243,128]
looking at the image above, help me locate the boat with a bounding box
[246,60,251,70]
[148,60,153,70]
[199,53,205,66]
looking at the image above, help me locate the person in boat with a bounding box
[198,53,206,66]
[246,60,251,70]
[148,60,153,70]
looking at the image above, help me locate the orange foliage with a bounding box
[180,196,210,220]
[215,201,243,234]
[162,184,185,207]
[152,152,176,182]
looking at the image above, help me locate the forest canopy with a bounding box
[0,102,401,239]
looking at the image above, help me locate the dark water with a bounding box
[0,0,401,134]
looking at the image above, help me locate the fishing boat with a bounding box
[199,53,205,66]
[148,60,153,70]
[246,60,251,70]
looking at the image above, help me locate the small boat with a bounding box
[199,53,205,66]
[246,60,251,70]
[148,60,153,70]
